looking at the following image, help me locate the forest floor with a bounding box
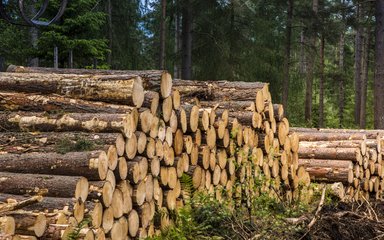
[150,188,384,240]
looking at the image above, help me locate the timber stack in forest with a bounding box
[0,65,311,239]
[292,127,384,202]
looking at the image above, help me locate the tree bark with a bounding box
[0,92,134,113]
[173,79,268,101]
[355,3,364,125]
[338,29,345,128]
[159,0,167,69]
[0,73,144,107]
[0,111,127,133]
[0,173,102,198]
[360,23,370,128]
[374,0,384,129]
[299,159,352,183]
[181,0,192,79]
[298,147,359,161]
[0,151,104,180]
[319,35,325,128]
[6,67,173,98]
[0,194,80,212]
[107,0,113,66]
[304,0,318,123]
[0,132,120,153]
[282,0,293,109]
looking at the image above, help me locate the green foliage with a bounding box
[55,137,95,154]
[66,217,92,240]
[37,0,108,68]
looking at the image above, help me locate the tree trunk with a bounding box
[159,0,167,69]
[355,3,364,125]
[319,35,325,128]
[0,73,144,107]
[107,0,113,66]
[174,3,181,79]
[6,67,173,99]
[173,79,268,102]
[338,31,345,128]
[181,0,192,79]
[282,0,293,109]
[0,111,127,133]
[0,151,105,179]
[0,92,134,113]
[360,24,370,128]
[298,147,359,161]
[304,0,318,123]
[0,173,101,198]
[374,0,384,129]
[0,194,80,212]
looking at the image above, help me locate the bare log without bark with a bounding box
[0,72,144,107]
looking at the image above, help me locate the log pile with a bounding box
[0,66,311,239]
[293,127,384,202]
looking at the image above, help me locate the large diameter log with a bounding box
[0,92,134,113]
[299,162,353,184]
[0,173,102,198]
[7,66,173,98]
[0,132,122,154]
[172,79,269,102]
[0,73,144,107]
[298,146,360,161]
[0,194,77,212]
[0,151,104,180]
[0,112,127,133]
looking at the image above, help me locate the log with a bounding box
[0,151,108,179]
[0,112,127,133]
[0,194,77,212]
[0,172,102,198]
[294,132,367,141]
[0,72,144,107]
[7,66,173,99]
[298,146,360,161]
[6,213,46,237]
[0,92,134,114]
[291,127,384,139]
[172,79,268,103]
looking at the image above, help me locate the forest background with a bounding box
[0,0,382,129]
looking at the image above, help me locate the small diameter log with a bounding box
[0,112,127,133]
[0,72,144,107]
[183,105,200,133]
[0,172,104,198]
[143,91,160,115]
[298,147,360,161]
[7,213,47,237]
[0,92,135,114]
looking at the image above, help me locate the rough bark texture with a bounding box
[355,3,363,125]
[0,173,99,198]
[0,194,80,212]
[0,151,102,179]
[0,112,126,133]
[173,79,268,101]
[0,92,134,113]
[0,132,120,154]
[0,72,144,107]
[375,0,384,128]
[181,0,192,79]
[298,147,359,161]
[282,0,293,109]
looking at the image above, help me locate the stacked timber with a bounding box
[293,127,384,202]
[0,66,311,239]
